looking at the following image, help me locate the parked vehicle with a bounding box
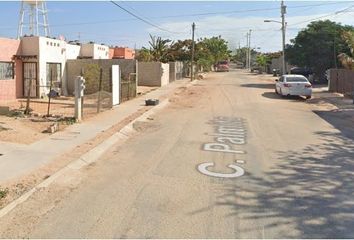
[275,74,312,99]
[215,61,229,72]
[290,67,313,78]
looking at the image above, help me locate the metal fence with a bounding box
[121,73,137,102]
[80,65,112,119]
[329,69,354,97]
[13,68,76,118]
[1,62,137,122]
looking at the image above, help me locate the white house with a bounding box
[80,43,109,59]
[19,36,108,98]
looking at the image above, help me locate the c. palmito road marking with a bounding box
[198,117,247,178]
[198,162,245,178]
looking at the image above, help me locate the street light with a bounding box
[264,1,287,75]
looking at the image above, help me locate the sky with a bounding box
[1,1,354,52]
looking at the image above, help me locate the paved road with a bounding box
[1,70,354,238]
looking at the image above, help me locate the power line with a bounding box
[289,5,354,26]
[110,0,185,34]
[2,2,350,30]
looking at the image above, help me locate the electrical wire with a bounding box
[289,5,354,26]
[2,2,351,30]
[110,0,186,34]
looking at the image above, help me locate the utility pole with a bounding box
[281,0,286,74]
[248,29,252,70]
[191,22,196,81]
[245,32,249,69]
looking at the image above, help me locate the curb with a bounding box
[0,99,170,219]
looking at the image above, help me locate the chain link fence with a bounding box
[1,59,137,122]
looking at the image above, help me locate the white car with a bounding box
[275,74,312,99]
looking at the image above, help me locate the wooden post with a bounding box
[97,68,103,113]
[24,71,32,115]
[47,68,53,116]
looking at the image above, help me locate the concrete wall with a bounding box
[161,63,169,86]
[66,44,81,60]
[66,59,137,95]
[169,61,184,83]
[328,68,354,96]
[39,37,67,96]
[0,38,21,101]
[138,62,170,87]
[109,48,114,59]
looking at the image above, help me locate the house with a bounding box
[0,38,21,101]
[80,43,109,59]
[110,47,135,59]
[0,35,110,101]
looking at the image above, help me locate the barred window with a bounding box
[0,62,14,80]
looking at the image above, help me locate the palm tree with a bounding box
[148,34,171,62]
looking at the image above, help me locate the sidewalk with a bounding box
[0,79,191,184]
[311,85,354,116]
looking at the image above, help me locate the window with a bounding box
[46,63,61,87]
[0,62,14,80]
[286,77,308,83]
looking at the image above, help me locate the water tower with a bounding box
[17,0,50,39]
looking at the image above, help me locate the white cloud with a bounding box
[146,11,354,52]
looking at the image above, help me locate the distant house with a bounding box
[110,47,135,60]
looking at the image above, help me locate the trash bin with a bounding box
[145,99,159,106]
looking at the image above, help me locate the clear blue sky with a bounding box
[1,1,354,52]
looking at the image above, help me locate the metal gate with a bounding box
[23,62,37,97]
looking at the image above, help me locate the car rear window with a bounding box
[286,77,308,82]
[218,61,228,65]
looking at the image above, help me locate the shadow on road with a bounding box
[189,130,354,238]
[262,92,306,101]
[241,83,275,89]
[314,109,354,141]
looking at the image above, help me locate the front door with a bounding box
[23,62,38,97]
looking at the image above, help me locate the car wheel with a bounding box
[306,96,311,99]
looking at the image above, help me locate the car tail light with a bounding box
[305,84,312,88]
[284,83,292,87]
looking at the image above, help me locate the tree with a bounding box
[137,35,232,72]
[285,20,353,80]
[338,30,354,69]
[202,36,231,64]
[256,54,271,73]
[148,34,171,63]
[232,47,259,67]
[232,47,248,66]
[167,39,193,62]
[135,48,152,62]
